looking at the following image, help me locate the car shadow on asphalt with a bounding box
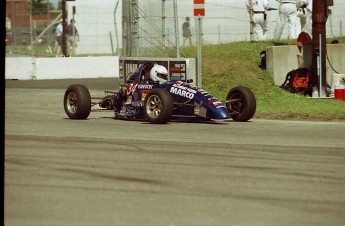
[63,115,253,125]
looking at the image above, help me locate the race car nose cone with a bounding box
[209,107,230,119]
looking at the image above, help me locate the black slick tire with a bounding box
[64,84,91,119]
[226,86,256,122]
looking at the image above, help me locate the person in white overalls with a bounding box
[247,0,269,41]
[273,0,298,41]
[296,0,312,36]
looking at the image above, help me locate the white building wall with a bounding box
[66,0,122,55]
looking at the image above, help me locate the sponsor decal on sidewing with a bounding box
[208,98,226,108]
[141,90,149,101]
[138,84,153,90]
[125,105,140,116]
[170,83,196,99]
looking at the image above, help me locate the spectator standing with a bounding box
[66,19,80,56]
[273,0,298,41]
[296,0,312,36]
[54,20,63,56]
[182,17,193,47]
[246,0,269,41]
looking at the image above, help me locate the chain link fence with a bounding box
[123,0,181,57]
[6,0,62,57]
[5,0,345,58]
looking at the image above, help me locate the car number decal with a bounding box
[126,83,138,96]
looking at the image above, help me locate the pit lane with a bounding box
[5,79,345,226]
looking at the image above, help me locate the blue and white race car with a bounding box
[64,62,256,124]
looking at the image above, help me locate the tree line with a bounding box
[32,0,61,15]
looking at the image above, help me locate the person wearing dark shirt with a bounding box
[182,17,193,47]
[66,19,80,56]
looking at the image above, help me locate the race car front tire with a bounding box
[144,89,173,124]
[64,84,91,119]
[226,86,256,122]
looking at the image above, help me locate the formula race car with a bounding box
[64,62,256,124]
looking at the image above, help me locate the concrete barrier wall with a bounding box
[5,56,120,80]
[266,43,345,87]
[5,57,34,80]
[5,56,197,82]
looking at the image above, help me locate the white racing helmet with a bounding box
[150,64,168,84]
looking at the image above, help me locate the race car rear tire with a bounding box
[226,86,256,122]
[64,84,91,119]
[144,89,173,124]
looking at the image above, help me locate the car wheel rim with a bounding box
[66,92,78,113]
[146,95,162,118]
[228,93,244,114]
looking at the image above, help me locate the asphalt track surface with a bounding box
[4,79,345,226]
